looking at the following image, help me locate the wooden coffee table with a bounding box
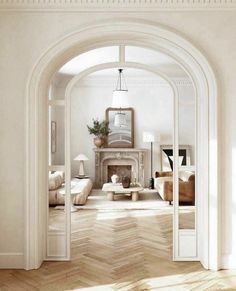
[102,183,143,201]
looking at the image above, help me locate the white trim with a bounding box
[46,232,68,259]
[65,78,71,261]
[0,0,235,11]
[173,81,179,261]
[221,254,236,269]
[25,19,218,270]
[48,100,65,106]
[177,230,198,260]
[0,253,24,269]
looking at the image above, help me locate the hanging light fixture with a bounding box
[112,69,129,108]
[112,69,129,127]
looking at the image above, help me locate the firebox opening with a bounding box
[107,165,132,183]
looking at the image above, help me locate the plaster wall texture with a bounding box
[0,11,235,267]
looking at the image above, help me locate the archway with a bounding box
[25,19,218,270]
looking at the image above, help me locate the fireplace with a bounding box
[94,148,147,188]
[107,165,132,183]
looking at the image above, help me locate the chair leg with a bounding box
[169,201,172,205]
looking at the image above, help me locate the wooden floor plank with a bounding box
[1,209,236,290]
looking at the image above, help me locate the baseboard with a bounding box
[221,254,236,269]
[0,252,24,269]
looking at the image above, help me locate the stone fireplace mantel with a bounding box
[94,148,147,188]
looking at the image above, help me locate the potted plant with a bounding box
[87,119,111,148]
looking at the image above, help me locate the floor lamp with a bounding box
[143,132,156,189]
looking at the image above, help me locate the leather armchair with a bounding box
[154,171,195,205]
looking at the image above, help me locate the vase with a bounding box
[111,174,119,184]
[94,137,105,148]
[122,176,131,188]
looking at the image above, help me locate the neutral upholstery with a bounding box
[154,171,195,205]
[154,176,173,200]
[48,172,64,190]
[48,172,93,205]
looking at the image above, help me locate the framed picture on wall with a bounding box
[51,121,56,153]
[160,145,191,171]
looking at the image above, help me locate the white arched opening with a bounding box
[25,19,218,270]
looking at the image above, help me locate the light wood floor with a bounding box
[1,209,236,290]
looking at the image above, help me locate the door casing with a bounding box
[25,19,219,270]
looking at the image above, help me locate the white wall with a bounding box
[51,75,195,186]
[0,10,235,269]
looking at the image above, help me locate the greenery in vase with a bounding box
[87,119,111,137]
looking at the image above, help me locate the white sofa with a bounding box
[48,171,93,205]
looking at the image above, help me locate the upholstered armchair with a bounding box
[154,171,195,205]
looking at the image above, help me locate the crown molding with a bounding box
[0,0,235,12]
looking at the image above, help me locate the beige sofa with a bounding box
[49,171,93,205]
[154,171,195,205]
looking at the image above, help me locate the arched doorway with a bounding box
[25,20,218,270]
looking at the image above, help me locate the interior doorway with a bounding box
[25,20,218,270]
[47,45,197,263]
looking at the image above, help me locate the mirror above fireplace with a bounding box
[105,107,134,148]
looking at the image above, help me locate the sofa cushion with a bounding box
[73,178,93,205]
[48,172,63,190]
[49,178,93,206]
[179,171,194,182]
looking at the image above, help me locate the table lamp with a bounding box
[74,154,89,177]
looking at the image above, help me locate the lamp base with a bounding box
[149,177,154,189]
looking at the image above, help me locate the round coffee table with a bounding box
[102,183,143,201]
[59,187,80,212]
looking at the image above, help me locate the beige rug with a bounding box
[75,189,171,210]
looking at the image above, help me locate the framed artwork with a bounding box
[51,121,56,153]
[160,145,191,171]
[105,107,134,148]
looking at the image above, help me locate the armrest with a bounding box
[154,177,173,200]
[155,171,173,178]
[163,180,194,203]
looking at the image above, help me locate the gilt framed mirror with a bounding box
[105,107,134,148]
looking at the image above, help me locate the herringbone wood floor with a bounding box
[1,209,236,290]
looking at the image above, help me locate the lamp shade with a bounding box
[74,154,89,161]
[112,90,129,108]
[143,132,155,143]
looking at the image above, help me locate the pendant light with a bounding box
[112,69,129,108]
[112,69,129,127]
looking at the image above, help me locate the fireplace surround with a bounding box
[94,148,146,188]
